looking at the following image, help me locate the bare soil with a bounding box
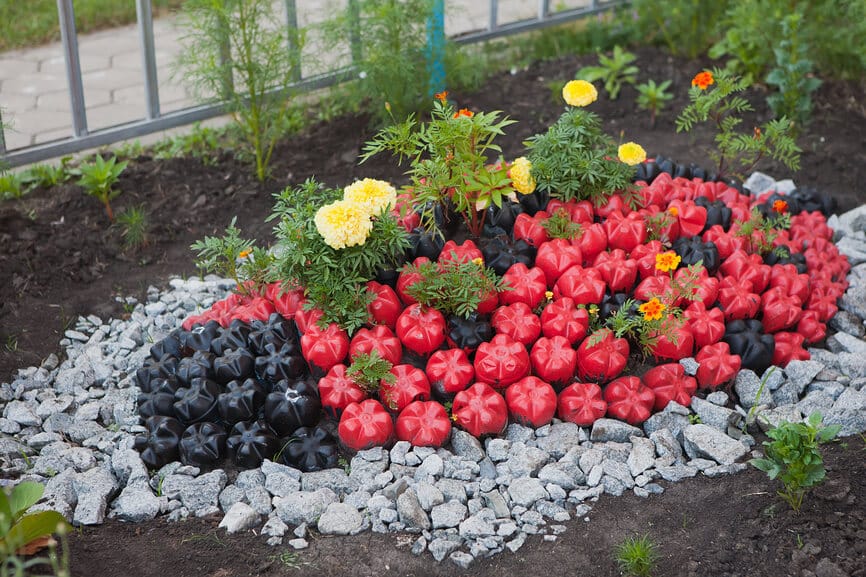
[1,46,865,576]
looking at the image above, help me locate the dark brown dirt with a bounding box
[1,45,866,576]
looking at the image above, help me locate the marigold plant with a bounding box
[562,79,598,107]
[617,142,647,166]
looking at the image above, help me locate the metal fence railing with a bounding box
[0,0,624,168]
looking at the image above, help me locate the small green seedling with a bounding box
[750,411,840,513]
[0,482,70,557]
[78,154,128,221]
[115,205,150,250]
[636,79,673,127]
[576,45,638,100]
[614,533,659,577]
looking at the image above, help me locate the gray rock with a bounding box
[744,171,776,196]
[219,502,261,534]
[655,463,698,482]
[73,466,119,525]
[317,503,363,535]
[450,430,485,462]
[431,500,467,529]
[586,464,603,487]
[344,490,371,511]
[3,401,41,427]
[459,510,497,538]
[773,381,802,406]
[218,485,246,512]
[109,481,162,523]
[506,532,527,553]
[690,397,736,432]
[450,551,474,569]
[481,490,511,519]
[416,454,444,479]
[484,438,511,462]
[396,489,430,531]
[591,418,643,443]
[603,460,634,489]
[797,391,837,416]
[757,406,804,432]
[262,514,288,538]
[679,357,699,376]
[301,469,356,496]
[389,441,411,465]
[429,538,460,562]
[682,424,748,465]
[706,391,729,406]
[785,360,825,393]
[508,477,548,508]
[378,508,398,524]
[288,538,308,550]
[538,462,585,490]
[411,536,427,556]
[110,449,149,485]
[829,310,866,338]
[837,352,866,378]
[415,481,445,512]
[534,423,584,458]
[824,388,866,435]
[506,444,549,477]
[262,460,301,497]
[833,331,866,357]
[578,448,604,475]
[0,437,34,460]
[273,488,337,526]
[627,436,656,477]
[349,452,389,485]
[505,423,535,443]
[704,463,748,478]
[245,486,273,516]
[735,370,773,408]
[643,404,690,439]
[161,470,227,515]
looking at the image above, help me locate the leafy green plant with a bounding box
[614,533,659,577]
[751,411,841,513]
[0,482,70,571]
[576,45,638,100]
[361,97,516,237]
[635,79,673,128]
[676,68,801,180]
[525,92,635,206]
[541,208,583,240]
[77,154,128,221]
[267,179,410,333]
[176,0,304,181]
[191,217,266,296]
[347,350,395,394]
[404,257,508,319]
[0,172,24,201]
[765,13,821,132]
[630,0,729,59]
[734,207,791,256]
[20,162,70,191]
[115,205,150,250]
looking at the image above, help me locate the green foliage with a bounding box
[405,257,507,318]
[614,533,659,577]
[0,172,24,201]
[525,108,635,205]
[347,350,395,394]
[190,217,261,295]
[765,13,821,131]
[77,154,128,222]
[322,0,485,126]
[361,98,516,237]
[629,0,729,59]
[0,482,70,573]
[267,179,410,334]
[576,45,638,100]
[676,68,801,179]
[176,0,304,181]
[635,79,673,128]
[153,123,226,166]
[541,208,583,240]
[734,207,791,255]
[751,412,841,513]
[115,205,150,250]
[20,161,71,191]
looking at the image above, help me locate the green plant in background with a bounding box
[525,81,637,206]
[751,412,841,513]
[115,205,150,250]
[21,161,71,190]
[176,0,304,181]
[347,350,395,394]
[404,257,508,319]
[576,45,638,100]
[0,172,24,201]
[541,208,584,240]
[630,0,729,59]
[765,12,821,132]
[153,123,226,165]
[0,481,71,576]
[676,68,801,180]
[267,178,410,333]
[614,533,659,577]
[635,79,673,128]
[191,216,266,296]
[77,154,128,222]
[361,97,516,237]
[321,0,485,126]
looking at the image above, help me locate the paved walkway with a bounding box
[0,0,591,155]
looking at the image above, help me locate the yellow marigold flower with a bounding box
[238,249,252,259]
[617,142,647,166]
[314,200,373,250]
[655,251,682,273]
[472,257,484,266]
[691,71,714,90]
[509,157,536,195]
[343,178,397,216]
[639,298,666,321]
[562,80,598,107]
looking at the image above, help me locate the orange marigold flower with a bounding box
[434,90,448,103]
[691,71,714,90]
[667,206,679,217]
[639,298,666,322]
[238,249,252,259]
[655,251,682,273]
[773,199,788,214]
[453,108,474,118]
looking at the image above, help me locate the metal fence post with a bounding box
[284,0,302,82]
[56,0,88,137]
[0,108,6,155]
[489,0,498,31]
[426,0,446,96]
[348,0,362,64]
[538,0,550,20]
[136,0,161,120]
